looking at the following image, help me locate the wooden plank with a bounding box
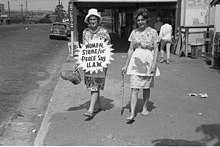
[175,34,182,55]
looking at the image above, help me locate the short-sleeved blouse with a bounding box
[128,27,159,48]
[82,26,110,44]
[82,26,111,78]
[126,27,160,76]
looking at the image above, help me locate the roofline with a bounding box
[70,0,177,2]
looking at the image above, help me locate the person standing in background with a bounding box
[154,16,163,35]
[154,16,163,52]
[158,17,172,64]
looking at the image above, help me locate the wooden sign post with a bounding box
[68,2,77,57]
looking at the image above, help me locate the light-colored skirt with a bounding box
[130,75,154,89]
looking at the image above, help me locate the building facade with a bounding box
[69,0,178,45]
[0,3,6,24]
[0,3,4,15]
[67,0,220,65]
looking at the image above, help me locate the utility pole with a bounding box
[26,0,27,17]
[8,1,10,18]
[21,4,23,17]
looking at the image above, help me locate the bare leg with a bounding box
[142,89,150,115]
[88,90,99,113]
[127,88,139,120]
[159,40,165,62]
[166,42,171,64]
[96,91,102,109]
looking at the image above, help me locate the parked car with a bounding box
[63,19,71,37]
[50,22,68,39]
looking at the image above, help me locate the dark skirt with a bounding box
[84,68,107,91]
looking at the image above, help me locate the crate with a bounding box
[190,43,203,58]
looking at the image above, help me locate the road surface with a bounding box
[0,24,68,145]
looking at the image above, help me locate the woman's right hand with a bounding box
[121,66,127,75]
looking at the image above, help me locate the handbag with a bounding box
[60,64,81,85]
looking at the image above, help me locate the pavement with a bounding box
[34,43,220,145]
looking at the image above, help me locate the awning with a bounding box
[71,0,177,9]
[210,0,220,7]
[72,0,176,2]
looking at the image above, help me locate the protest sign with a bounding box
[75,40,114,73]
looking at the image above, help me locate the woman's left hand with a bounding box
[150,65,156,75]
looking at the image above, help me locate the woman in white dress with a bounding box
[122,8,160,122]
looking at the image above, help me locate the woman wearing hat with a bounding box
[82,8,111,119]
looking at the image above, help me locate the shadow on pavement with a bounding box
[67,96,114,112]
[209,66,220,74]
[195,123,220,146]
[201,58,220,73]
[152,139,203,146]
[152,123,220,146]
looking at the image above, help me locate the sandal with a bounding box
[126,116,135,123]
[83,112,95,119]
[158,59,164,63]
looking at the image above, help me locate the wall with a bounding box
[215,5,220,32]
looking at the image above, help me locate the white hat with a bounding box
[84,8,102,24]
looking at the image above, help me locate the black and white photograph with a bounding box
[0,0,220,146]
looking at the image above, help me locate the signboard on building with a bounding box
[184,0,210,27]
[68,2,75,30]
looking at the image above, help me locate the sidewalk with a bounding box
[34,53,220,146]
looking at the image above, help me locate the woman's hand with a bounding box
[121,66,128,75]
[135,42,154,50]
[133,42,141,49]
[143,44,154,50]
[149,65,156,75]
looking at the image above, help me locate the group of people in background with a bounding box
[75,7,173,123]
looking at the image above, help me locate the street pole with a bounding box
[21,4,23,17]
[68,1,75,57]
[26,0,27,17]
[8,1,10,18]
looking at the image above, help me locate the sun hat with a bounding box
[84,8,102,24]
